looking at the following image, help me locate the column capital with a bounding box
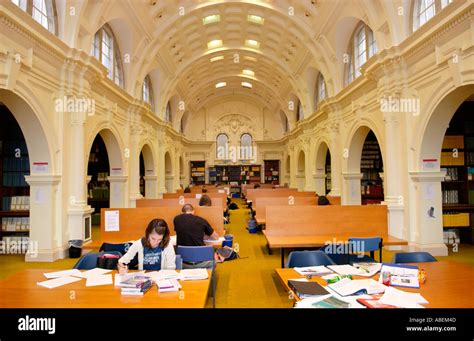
[342,172,363,180]
[409,171,445,182]
[107,175,128,183]
[25,175,61,186]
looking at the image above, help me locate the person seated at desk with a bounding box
[117,219,176,274]
[317,195,330,206]
[199,194,212,206]
[174,204,220,268]
[184,186,191,193]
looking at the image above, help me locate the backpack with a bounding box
[96,253,120,269]
[215,246,239,263]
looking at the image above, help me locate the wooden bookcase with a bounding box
[190,161,206,185]
[264,160,280,184]
[0,105,30,243]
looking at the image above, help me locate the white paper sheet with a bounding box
[37,276,82,289]
[76,268,112,278]
[327,265,367,276]
[378,286,428,308]
[294,266,333,276]
[328,278,387,296]
[86,274,113,287]
[352,263,382,277]
[147,270,183,282]
[43,269,83,279]
[105,210,120,232]
[180,269,209,280]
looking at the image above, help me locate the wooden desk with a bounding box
[264,231,408,267]
[0,269,211,308]
[275,261,474,308]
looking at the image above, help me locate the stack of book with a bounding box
[120,275,153,296]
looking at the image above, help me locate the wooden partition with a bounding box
[254,197,317,224]
[88,206,224,248]
[241,183,277,196]
[265,205,388,237]
[136,198,224,211]
[163,192,227,207]
[246,189,314,205]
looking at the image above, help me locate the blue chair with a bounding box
[348,237,383,264]
[73,251,122,270]
[392,252,437,263]
[222,234,233,248]
[99,242,138,269]
[286,250,336,268]
[177,245,216,308]
[320,244,350,265]
[175,254,183,270]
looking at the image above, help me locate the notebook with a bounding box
[288,280,330,299]
[328,278,387,296]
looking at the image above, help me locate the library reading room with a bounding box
[0,0,473,338]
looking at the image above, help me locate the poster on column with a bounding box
[105,210,120,232]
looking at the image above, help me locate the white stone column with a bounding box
[144,175,158,198]
[25,175,63,262]
[408,172,448,256]
[381,112,407,241]
[108,175,128,208]
[289,149,297,189]
[128,126,143,208]
[157,142,167,196]
[313,173,326,195]
[328,125,341,197]
[173,151,181,192]
[342,172,363,205]
[67,111,93,243]
[304,153,315,192]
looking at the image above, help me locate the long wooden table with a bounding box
[0,269,211,308]
[266,232,408,267]
[275,261,474,308]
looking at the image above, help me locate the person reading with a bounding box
[117,219,176,274]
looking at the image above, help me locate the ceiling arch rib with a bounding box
[137,1,318,116]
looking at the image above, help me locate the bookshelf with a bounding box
[325,153,331,195]
[264,160,280,184]
[139,152,145,196]
[0,106,30,243]
[87,135,110,222]
[190,161,206,185]
[440,102,474,244]
[208,165,262,186]
[361,132,384,205]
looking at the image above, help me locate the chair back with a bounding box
[99,242,138,269]
[177,246,214,263]
[349,237,383,262]
[286,250,335,268]
[73,251,122,270]
[175,254,183,270]
[392,252,437,263]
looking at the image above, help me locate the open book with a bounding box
[328,278,386,296]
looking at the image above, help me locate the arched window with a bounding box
[413,0,452,31]
[91,24,124,88]
[345,22,377,86]
[216,134,228,159]
[315,73,327,109]
[240,133,253,159]
[12,0,57,35]
[165,101,172,123]
[142,75,154,111]
[296,100,304,122]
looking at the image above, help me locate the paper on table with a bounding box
[294,266,333,276]
[328,278,387,296]
[204,237,225,244]
[37,276,82,289]
[180,269,209,280]
[114,271,145,286]
[148,270,183,282]
[378,286,428,308]
[352,263,382,277]
[76,268,112,278]
[86,274,113,287]
[327,265,367,276]
[44,269,83,279]
[105,210,120,232]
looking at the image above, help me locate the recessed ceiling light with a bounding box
[247,15,264,25]
[210,56,224,62]
[203,15,220,25]
[245,39,260,49]
[216,82,226,88]
[242,69,255,77]
[208,39,223,49]
[241,82,253,88]
[244,56,257,62]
